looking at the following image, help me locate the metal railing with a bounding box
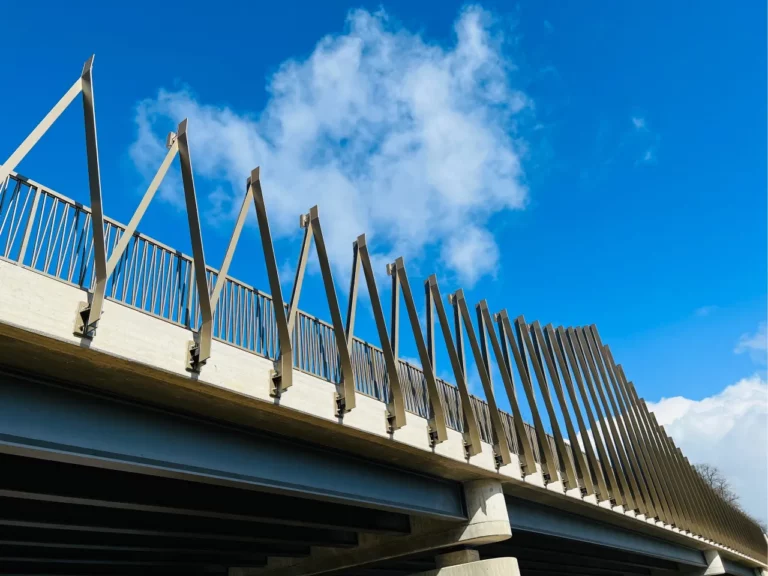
[0,171,573,473]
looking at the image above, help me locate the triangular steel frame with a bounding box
[448,291,511,467]
[345,235,406,431]
[285,206,355,415]
[387,257,447,446]
[424,276,482,457]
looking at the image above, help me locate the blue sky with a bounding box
[3,2,766,518]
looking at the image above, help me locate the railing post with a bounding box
[74,56,108,339]
[452,292,510,467]
[356,235,406,431]
[307,206,356,415]
[426,276,482,457]
[250,168,293,396]
[391,257,447,446]
[17,181,41,265]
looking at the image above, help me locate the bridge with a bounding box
[0,57,765,576]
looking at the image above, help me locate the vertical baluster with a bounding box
[41,198,60,273]
[0,179,22,254]
[169,255,180,323]
[123,238,138,303]
[56,208,78,279]
[17,184,41,266]
[79,213,94,288]
[6,182,33,260]
[133,241,147,307]
[30,193,50,269]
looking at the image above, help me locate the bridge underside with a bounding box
[341,531,691,576]
[0,368,755,576]
[0,453,719,576]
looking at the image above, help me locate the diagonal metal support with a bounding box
[425,277,481,458]
[66,57,107,339]
[283,206,355,415]
[531,321,593,494]
[388,257,447,446]
[176,119,212,371]
[497,310,558,480]
[0,62,85,186]
[250,168,293,396]
[559,327,622,504]
[616,364,696,533]
[579,326,650,516]
[517,316,578,489]
[590,327,672,524]
[208,177,252,318]
[477,302,537,472]
[568,327,636,510]
[105,134,179,279]
[451,294,511,467]
[349,235,406,431]
[603,345,688,530]
[544,324,606,498]
[287,215,312,335]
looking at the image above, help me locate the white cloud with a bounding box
[631,116,646,130]
[129,7,530,288]
[735,322,767,364]
[440,226,499,285]
[647,375,768,525]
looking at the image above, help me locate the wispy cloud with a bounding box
[630,115,658,165]
[735,322,767,364]
[694,305,717,317]
[129,7,532,288]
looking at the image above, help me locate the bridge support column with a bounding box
[232,479,511,576]
[699,550,726,576]
[406,550,520,576]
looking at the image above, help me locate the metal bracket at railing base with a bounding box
[427,421,442,448]
[269,369,287,398]
[186,340,207,373]
[493,447,505,470]
[334,392,348,418]
[73,302,98,339]
[462,436,473,459]
[385,407,400,434]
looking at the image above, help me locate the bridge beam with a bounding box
[0,372,464,521]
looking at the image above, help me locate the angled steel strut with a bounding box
[424,276,482,458]
[388,257,447,446]
[346,235,405,430]
[287,206,355,415]
[0,56,106,338]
